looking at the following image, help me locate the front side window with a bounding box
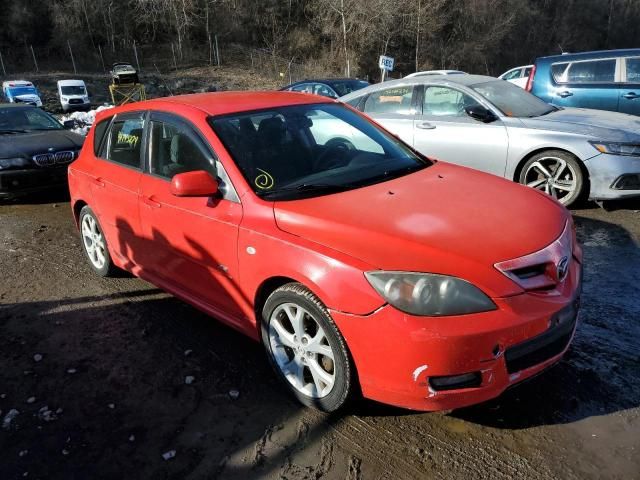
[626,57,640,82]
[148,119,214,179]
[106,116,144,168]
[363,86,415,115]
[313,83,337,98]
[423,86,480,117]
[209,103,430,200]
[472,80,555,118]
[551,59,616,84]
[291,84,312,93]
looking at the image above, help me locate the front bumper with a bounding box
[585,153,640,200]
[0,166,69,198]
[331,260,581,411]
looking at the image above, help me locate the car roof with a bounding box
[536,48,640,63]
[2,80,34,87]
[58,79,86,86]
[0,103,38,110]
[105,91,334,118]
[339,74,497,100]
[405,70,466,77]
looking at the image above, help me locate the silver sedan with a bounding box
[340,74,640,206]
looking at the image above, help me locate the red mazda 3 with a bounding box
[68,92,582,412]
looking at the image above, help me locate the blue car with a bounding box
[529,49,640,116]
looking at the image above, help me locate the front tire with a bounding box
[261,283,355,412]
[519,150,585,207]
[79,206,116,277]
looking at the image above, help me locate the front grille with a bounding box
[69,98,84,104]
[33,151,75,167]
[504,302,578,374]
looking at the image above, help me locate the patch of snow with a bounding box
[57,105,114,136]
[33,354,43,362]
[185,375,195,385]
[2,409,20,430]
[162,450,176,461]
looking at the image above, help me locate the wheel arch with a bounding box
[72,199,88,228]
[253,276,299,330]
[512,147,590,186]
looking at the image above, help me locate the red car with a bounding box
[68,92,582,412]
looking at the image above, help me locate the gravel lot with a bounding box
[1,191,639,480]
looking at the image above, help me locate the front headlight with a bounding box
[61,97,68,102]
[365,271,496,316]
[590,141,640,156]
[0,157,29,170]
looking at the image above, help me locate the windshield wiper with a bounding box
[258,182,352,200]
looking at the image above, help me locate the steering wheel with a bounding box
[315,138,356,171]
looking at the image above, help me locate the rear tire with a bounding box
[261,283,355,412]
[518,150,585,207]
[79,206,117,277]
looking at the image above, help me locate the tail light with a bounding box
[525,65,536,92]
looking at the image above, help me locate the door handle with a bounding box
[416,121,436,130]
[622,92,639,99]
[92,177,105,187]
[142,196,161,209]
[558,91,573,98]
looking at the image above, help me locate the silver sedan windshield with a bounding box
[472,81,556,118]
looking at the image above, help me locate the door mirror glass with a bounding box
[170,170,219,197]
[464,106,497,123]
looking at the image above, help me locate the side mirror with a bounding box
[63,120,76,129]
[464,106,498,123]
[170,170,219,197]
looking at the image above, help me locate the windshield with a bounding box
[209,103,430,200]
[0,107,63,132]
[330,80,369,97]
[61,85,86,95]
[472,80,556,117]
[9,87,38,96]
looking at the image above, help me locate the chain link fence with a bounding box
[0,40,333,84]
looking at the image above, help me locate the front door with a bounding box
[361,84,418,146]
[138,112,245,321]
[89,111,146,267]
[413,85,509,177]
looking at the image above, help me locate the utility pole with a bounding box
[68,40,77,74]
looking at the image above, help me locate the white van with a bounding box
[2,80,43,107]
[57,79,90,112]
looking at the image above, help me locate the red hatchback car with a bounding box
[68,92,582,412]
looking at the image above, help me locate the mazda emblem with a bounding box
[556,256,569,282]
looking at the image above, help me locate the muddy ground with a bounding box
[1,191,639,480]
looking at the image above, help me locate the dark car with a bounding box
[0,104,84,199]
[528,48,640,116]
[280,78,369,98]
[110,62,139,85]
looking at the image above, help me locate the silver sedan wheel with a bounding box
[81,214,106,270]
[268,302,336,398]
[524,156,577,203]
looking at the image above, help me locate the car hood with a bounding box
[0,130,84,159]
[274,162,568,297]
[519,107,640,142]
[14,94,41,102]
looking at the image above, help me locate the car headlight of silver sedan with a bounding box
[590,141,640,156]
[0,157,30,170]
[365,271,497,316]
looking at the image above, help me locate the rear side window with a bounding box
[551,59,616,84]
[364,86,415,115]
[626,58,640,82]
[106,116,145,168]
[93,119,110,156]
[502,69,522,81]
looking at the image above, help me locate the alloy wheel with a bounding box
[81,214,107,270]
[523,156,577,203]
[268,302,336,398]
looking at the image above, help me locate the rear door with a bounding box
[138,111,245,320]
[360,84,418,146]
[89,111,146,266]
[619,56,640,116]
[412,85,509,177]
[549,58,620,112]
